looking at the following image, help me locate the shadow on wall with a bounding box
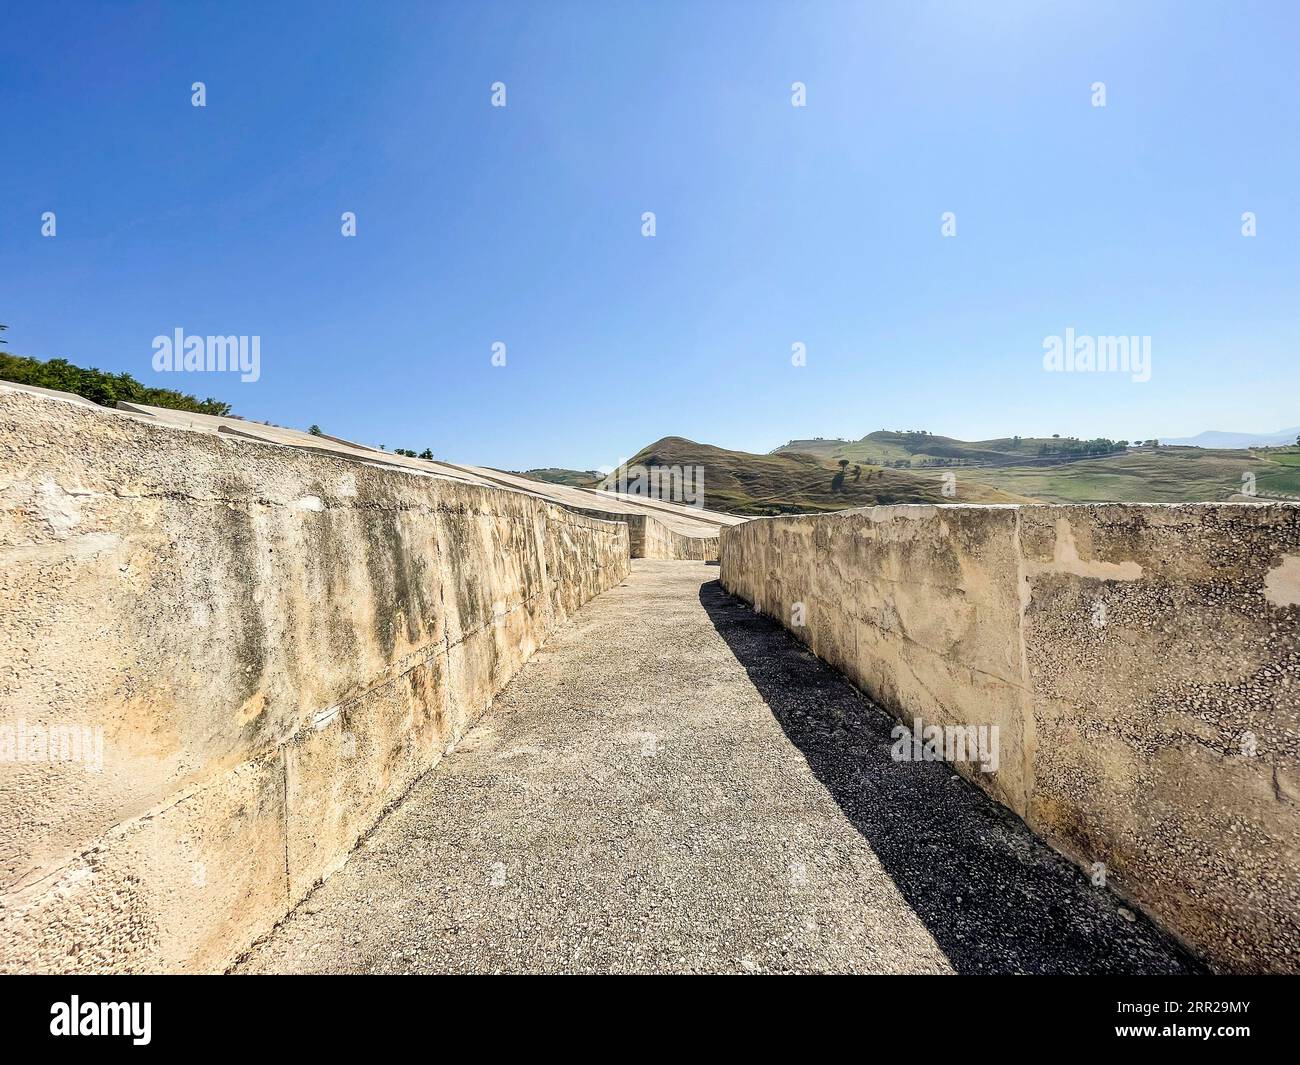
[696,578,1204,975]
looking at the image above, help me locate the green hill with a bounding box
[777,430,1129,468]
[1252,446,1300,499]
[777,431,1300,503]
[513,468,604,488]
[620,436,1030,515]
[962,447,1284,502]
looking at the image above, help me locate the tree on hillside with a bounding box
[308,424,323,436]
[420,448,434,460]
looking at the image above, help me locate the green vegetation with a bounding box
[1256,446,1300,468]
[1251,447,1300,499]
[621,437,1029,515]
[963,448,1269,502]
[770,429,1300,504]
[515,468,605,488]
[776,430,1127,468]
[0,350,232,416]
[631,432,1300,512]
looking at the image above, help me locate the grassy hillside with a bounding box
[513,468,604,488]
[777,430,1128,468]
[941,446,1300,503]
[777,430,1300,504]
[622,437,1029,515]
[1249,446,1300,500]
[620,435,1300,512]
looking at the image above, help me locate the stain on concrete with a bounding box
[1264,553,1300,607]
[1026,517,1143,583]
[0,386,629,973]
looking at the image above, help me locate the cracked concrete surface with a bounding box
[234,560,1201,975]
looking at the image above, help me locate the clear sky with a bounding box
[2,1,1297,469]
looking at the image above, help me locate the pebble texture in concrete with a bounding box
[720,503,1300,973]
[235,561,1200,975]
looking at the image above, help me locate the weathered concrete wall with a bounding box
[434,462,739,561]
[539,507,718,562]
[720,503,1300,973]
[0,387,629,973]
[641,514,718,562]
[107,405,738,563]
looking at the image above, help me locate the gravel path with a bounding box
[234,560,1201,975]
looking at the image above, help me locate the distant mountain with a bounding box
[1158,428,1300,449]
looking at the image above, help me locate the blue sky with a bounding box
[2,0,1297,469]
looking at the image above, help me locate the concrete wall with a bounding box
[0,387,629,973]
[433,462,740,561]
[720,503,1300,973]
[641,514,718,562]
[544,508,719,562]
[107,405,737,563]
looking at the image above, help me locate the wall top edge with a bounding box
[0,382,638,532]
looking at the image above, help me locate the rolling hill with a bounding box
[777,432,1300,505]
[617,437,1030,515]
[964,446,1300,503]
[513,467,604,488]
[775,430,1129,468]
[525,431,1300,517]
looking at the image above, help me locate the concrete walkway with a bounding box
[234,560,1200,975]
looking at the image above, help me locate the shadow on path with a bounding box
[698,578,1203,975]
